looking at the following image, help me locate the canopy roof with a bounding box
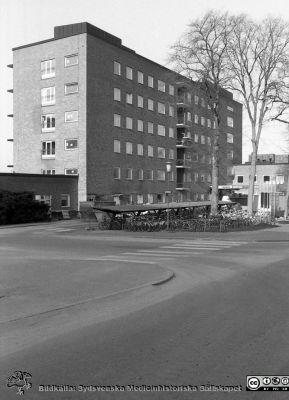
[94,200,233,214]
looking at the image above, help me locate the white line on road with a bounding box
[160,246,222,250]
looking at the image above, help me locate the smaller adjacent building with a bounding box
[0,173,78,211]
[229,154,289,216]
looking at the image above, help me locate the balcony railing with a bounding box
[176,159,192,168]
[176,182,190,190]
[176,117,190,126]
[176,138,192,148]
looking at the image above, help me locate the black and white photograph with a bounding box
[1,0,289,398]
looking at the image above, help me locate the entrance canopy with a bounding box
[94,200,233,215]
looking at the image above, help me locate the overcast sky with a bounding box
[1,0,289,171]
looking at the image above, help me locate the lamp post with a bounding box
[166,161,172,231]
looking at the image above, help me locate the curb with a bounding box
[152,270,176,286]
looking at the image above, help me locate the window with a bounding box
[138,71,144,84]
[169,149,174,159]
[126,142,132,154]
[276,175,285,184]
[148,76,154,88]
[65,54,78,67]
[125,168,132,180]
[207,119,211,128]
[200,154,206,163]
[207,174,212,183]
[42,141,55,158]
[192,153,198,161]
[194,172,199,182]
[137,144,144,156]
[194,134,198,143]
[169,85,174,96]
[194,95,199,105]
[158,102,165,114]
[114,140,120,153]
[114,114,121,127]
[237,176,244,183]
[169,105,174,117]
[147,170,154,180]
[126,117,133,130]
[35,195,52,206]
[114,88,121,101]
[207,137,211,145]
[157,147,165,158]
[148,99,154,111]
[42,169,55,175]
[169,128,174,138]
[187,112,192,121]
[201,117,205,126]
[148,145,154,157]
[201,135,205,144]
[65,111,78,123]
[41,114,55,131]
[137,194,144,204]
[158,80,165,92]
[65,83,78,95]
[126,93,133,104]
[137,96,144,108]
[227,150,234,160]
[148,122,154,134]
[65,168,78,175]
[213,121,216,129]
[200,173,206,182]
[137,120,143,132]
[157,125,165,136]
[147,193,154,203]
[60,194,70,208]
[194,114,199,124]
[126,66,133,80]
[227,166,234,176]
[113,167,120,179]
[200,193,205,201]
[169,171,174,181]
[114,61,121,75]
[157,170,165,181]
[227,106,234,112]
[157,193,165,203]
[41,59,55,79]
[227,133,234,143]
[185,172,191,183]
[65,139,78,150]
[201,98,205,107]
[41,87,55,106]
[227,116,234,127]
[187,93,192,103]
[138,169,144,180]
[261,192,270,208]
[264,176,270,182]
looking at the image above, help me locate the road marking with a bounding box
[160,246,222,250]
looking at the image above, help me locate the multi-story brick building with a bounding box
[230,154,289,216]
[9,22,242,206]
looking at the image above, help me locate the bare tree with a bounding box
[169,11,235,215]
[227,15,289,214]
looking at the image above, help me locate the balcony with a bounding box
[176,117,190,128]
[176,182,190,190]
[177,96,190,109]
[176,159,192,168]
[176,138,192,148]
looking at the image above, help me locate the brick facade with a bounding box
[11,22,242,206]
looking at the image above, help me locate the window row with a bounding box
[41,139,78,157]
[41,111,78,131]
[35,193,71,207]
[113,114,174,137]
[178,171,212,183]
[113,140,174,158]
[41,55,78,79]
[114,88,175,116]
[41,83,78,106]
[236,175,285,184]
[113,167,174,181]
[113,61,174,95]
[41,168,78,176]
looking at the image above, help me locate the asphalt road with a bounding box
[1,221,289,399]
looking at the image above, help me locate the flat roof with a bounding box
[0,172,78,179]
[95,200,233,214]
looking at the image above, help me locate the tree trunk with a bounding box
[211,122,219,215]
[247,142,257,215]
